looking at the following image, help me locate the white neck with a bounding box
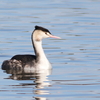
[34,40,47,60]
[32,31,49,63]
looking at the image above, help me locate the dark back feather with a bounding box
[11,55,36,63]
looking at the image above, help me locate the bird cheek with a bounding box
[35,38,41,41]
[35,36,42,41]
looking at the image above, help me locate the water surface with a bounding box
[0,0,100,100]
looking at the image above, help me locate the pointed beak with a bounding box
[48,34,61,39]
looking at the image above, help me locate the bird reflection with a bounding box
[2,67,52,100]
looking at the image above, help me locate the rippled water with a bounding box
[0,0,100,100]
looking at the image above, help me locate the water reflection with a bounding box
[2,68,51,100]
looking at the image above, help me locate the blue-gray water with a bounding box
[0,0,100,100]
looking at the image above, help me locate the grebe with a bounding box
[2,26,60,70]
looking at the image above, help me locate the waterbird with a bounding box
[2,26,60,71]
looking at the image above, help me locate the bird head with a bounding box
[33,26,61,41]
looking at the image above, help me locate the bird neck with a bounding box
[31,32,48,62]
[34,41,47,58]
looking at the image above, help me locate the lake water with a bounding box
[0,0,100,100]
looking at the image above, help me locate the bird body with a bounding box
[2,26,60,70]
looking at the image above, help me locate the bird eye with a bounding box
[45,32,48,35]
